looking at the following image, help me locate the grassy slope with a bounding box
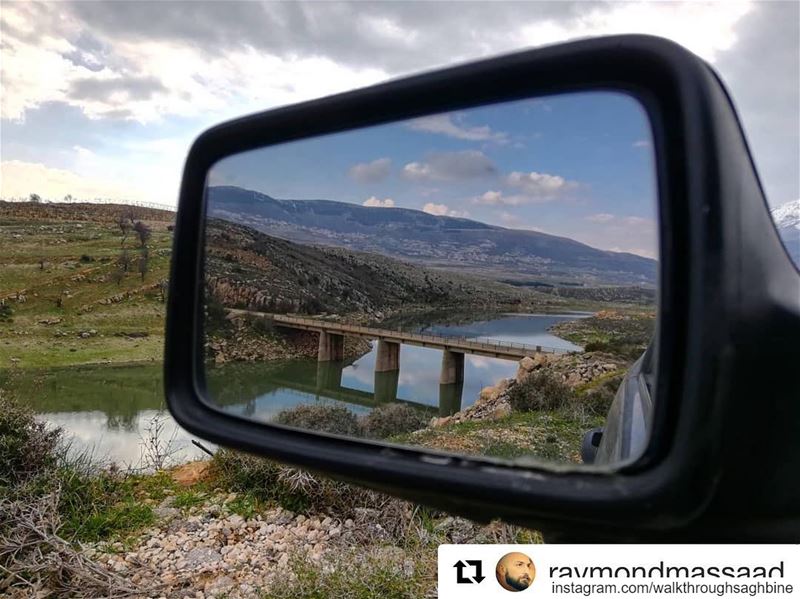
[391,411,605,464]
[0,203,173,368]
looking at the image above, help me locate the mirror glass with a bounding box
[202,92,658,467]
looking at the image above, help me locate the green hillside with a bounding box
[0,202,173,368]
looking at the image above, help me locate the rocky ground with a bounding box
[74,462,535,599]
[430,350,626,430]
[88,493,352,598]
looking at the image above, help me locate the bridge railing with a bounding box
[270,314,575,355]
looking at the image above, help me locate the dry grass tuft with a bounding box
[0,491,161,598]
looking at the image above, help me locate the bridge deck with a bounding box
[231,311,573,360]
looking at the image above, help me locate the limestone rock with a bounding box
[185,547,222,569]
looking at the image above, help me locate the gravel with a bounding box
[87,493,347,598]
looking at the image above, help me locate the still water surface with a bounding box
[7,313,585,466]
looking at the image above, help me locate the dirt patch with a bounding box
[170,461,211,487]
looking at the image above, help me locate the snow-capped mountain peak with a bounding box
[771,199,800,231]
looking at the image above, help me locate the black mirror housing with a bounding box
[166,35,800,540]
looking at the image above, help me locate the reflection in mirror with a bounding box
[202,92,658,467]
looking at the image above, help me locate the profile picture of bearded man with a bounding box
[495,551,536,591]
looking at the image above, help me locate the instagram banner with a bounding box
[438,544,799,598]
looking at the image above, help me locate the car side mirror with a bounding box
[166,35,800,540]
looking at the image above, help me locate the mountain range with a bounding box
[207,185,657,286]
[205,219,563,319]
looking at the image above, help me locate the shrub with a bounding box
[0,303,13,322]
[79,254,94,263]
[583,340,606,352]
[205,293,231,336]
[576,373,624,418]
[211,449,317,513]
[245,314,274,336]
[361,403,428,439]
[507,371,575,413]
[211,449,410,531]
[274,404,361,437]
[211,448,282,500]
[0,393,61,489]
[0,392,156,550]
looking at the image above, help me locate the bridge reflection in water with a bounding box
[211,356,455,419]
[280,359,456,417]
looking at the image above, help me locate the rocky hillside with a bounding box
[207,185,657,286]
[205,219,563,319]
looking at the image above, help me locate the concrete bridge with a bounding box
[228,310,572,415]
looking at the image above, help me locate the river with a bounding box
[4,312,586,467]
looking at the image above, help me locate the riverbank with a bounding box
[0,394,541,598]
[550,308,656,360]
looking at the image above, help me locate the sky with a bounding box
[1,1,798,256]
[211,92,659,256]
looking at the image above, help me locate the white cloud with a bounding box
[578,212,658,258]
[479,190,504,205]
[402,162,430,180]
[348,158,391,183]
[586,213,616,223]
[408,114,507,143]
[515,1,752,64]
[498,211,522,227]
[714,2,799,208]
[402,151,496,182]
[362,196,395,208]
[422,202,449,216]
[632,140,651,149]
[622,216,652,227]
[0,160,150,203]
[474,170,578,206]
[422,202,469,218]
[474,190,534,207]
[0,3,389,122]
[506,171,577,198]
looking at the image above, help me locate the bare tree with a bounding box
[157,278,168,302]
[133,221,151,248]
[29,193,41,203]
[116,213,131,247]
[117,249,131,272]
[138,248,149,282]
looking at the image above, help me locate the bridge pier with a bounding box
[439,349,465,385]
[439,382,464,416]
[318,331,344,362]
[375,340,400,372]
[316,360,343,391]
[374,370,400,403]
